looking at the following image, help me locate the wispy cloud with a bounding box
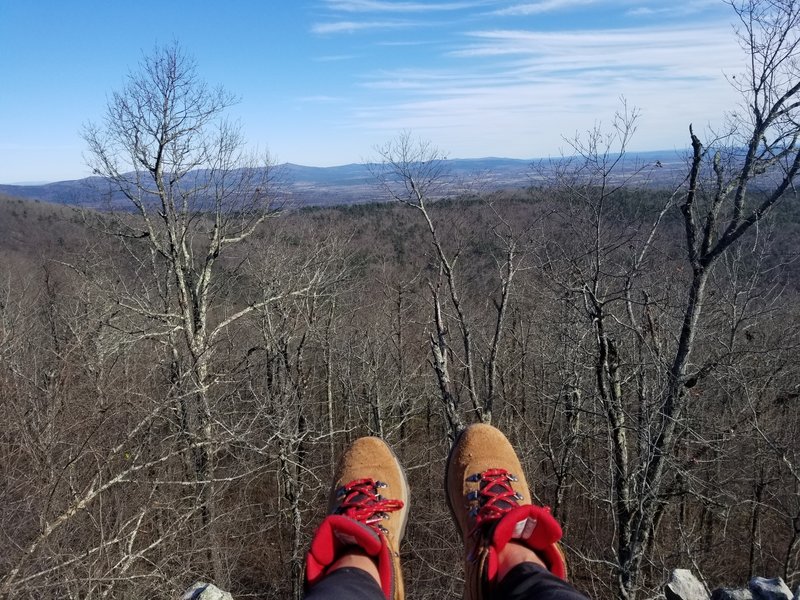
[493,0,597,16]
[451,25,738,64]
[304,1,745,162]
[377,40,440,47]
[626,0,721,18]
[311,20,409,34]
[324,0,488,13]
[343,19,743,158]
[313,54,359,62]
[626,7,659,16]
[298,95,346,103]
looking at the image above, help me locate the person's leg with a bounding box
[495,562,589,600]
[445,424,590,600]
[304,437,409,600]
[304,567,383,600]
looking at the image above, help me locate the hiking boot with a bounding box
[445,424,566,600]
[306,437,409,600]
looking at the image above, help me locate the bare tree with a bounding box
[0,259,212,599]
[372,132,525,436]
[616,0,800,595]
[536,1,800,596]
[372,134,467,436]
[82,42,291,582]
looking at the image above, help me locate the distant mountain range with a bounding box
[0,152,689,209]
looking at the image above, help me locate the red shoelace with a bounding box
[335,478,404,534]
[467,468,524,535]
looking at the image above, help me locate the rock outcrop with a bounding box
[712,587,753,600]
[666,569,710,600]
[749,577,793,600]
[664,569,796,600]
[182,582,234,600]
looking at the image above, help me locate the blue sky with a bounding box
[0,0,743,184]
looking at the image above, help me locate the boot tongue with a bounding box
[481,480,518,511]
[336,480,379,518]
[349,491,371,505]
[336,490,377,525]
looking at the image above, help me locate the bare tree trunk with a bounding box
[429,280,465,441]
[280,444,304,600]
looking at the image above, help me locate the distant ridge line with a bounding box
[0,151,690,208]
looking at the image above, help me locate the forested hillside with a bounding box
[1,179,798,599]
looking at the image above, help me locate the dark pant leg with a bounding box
[494,563,590,600]
[304,567,385,600]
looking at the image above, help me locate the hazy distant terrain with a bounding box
[0,152,688,209]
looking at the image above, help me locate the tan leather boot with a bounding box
[306,437,409,600]
[445,424,567,600]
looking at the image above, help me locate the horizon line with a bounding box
[0,149,689,187]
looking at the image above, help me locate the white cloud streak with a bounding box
[324,0,490,13]
[493,0,597,16]
[313,54,359,61]
[626,0,721,18]
[451,25,739,65]
[311,20,409,34]
[298,95,346,103]
[345,21,744,158]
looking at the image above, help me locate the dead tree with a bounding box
[82,42,296,582]
[372,133,522,437]
[548,2,800,597]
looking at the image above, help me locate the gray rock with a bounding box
[665,569,709,600]
[749,577,792,600]
[712,588,753,600]
[182,582,234,600]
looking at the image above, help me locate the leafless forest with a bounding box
[2,1,800,599]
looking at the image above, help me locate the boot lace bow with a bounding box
[335,478,404,534]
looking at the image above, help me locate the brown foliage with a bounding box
[0,189,798,598]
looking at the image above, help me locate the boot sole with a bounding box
[387,440,411,543]
[444,427,468,537]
